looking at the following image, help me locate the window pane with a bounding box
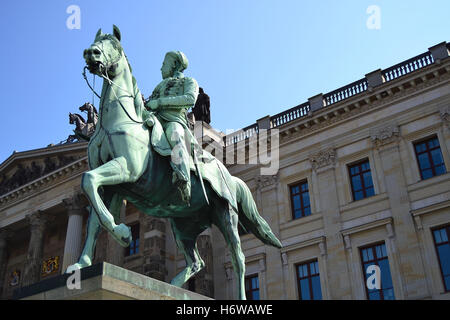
[361,162,370,171]
[293,195,301,210]
[428,138,439,149]
[415,142,426,153]
[354,190,364,201]
[418,153,431,169]
[383,288,395,300]
[434,229,442,243]
[435,164,446,176]
[362,249,369,262]
[352,176,362,191]
[252,290,260,300]
[350,166,359,175]
[363,172,373,187]
[311,276,322,300]
[304,206,311,216]
[300,279,311,300]
[437,244,450,277]
[301,183,308,192]
[378,259,394,290]
[291,186,299,194]
[431,149,444,166]
[368,291,381,300]
[252,277,259,289]
[422,168,433,180]
[365,186,375,197]
[302,192,310,207]
[444,276,450,291]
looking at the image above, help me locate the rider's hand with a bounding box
[147,99,159,110]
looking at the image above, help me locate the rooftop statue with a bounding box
[192,87,211,124]
[66,25,282,300]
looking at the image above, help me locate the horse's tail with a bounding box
[233,176,282,248]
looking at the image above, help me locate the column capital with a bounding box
[62,193,86,215]
[309,147,337,172]
[370,123,400,149]
[27,211,49,233]
[0,228,14,248]
[255,173,279,191]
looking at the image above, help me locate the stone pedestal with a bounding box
[14,262,213,300]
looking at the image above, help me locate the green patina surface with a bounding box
[66,25,282,300]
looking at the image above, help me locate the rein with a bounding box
[82,45,144,125]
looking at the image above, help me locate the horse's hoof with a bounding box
[114,223,132,248]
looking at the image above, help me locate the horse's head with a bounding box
[84,25,126,79]
[69,112,74,124]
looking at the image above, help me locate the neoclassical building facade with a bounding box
[0,41,449,300]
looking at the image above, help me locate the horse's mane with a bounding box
[72,113,86,122]
[98,33,146,121]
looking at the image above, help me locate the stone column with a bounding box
[371,125,429,299]
[143,217,166,281]
[61,194,86,273]
[309,148,352,299]
[0,228,13,297]
[22,211,48,287]
[255,173,284,299]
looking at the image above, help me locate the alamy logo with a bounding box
[66,5,81,30]
[66,269,81,290]
[366,265,381,290]
[366,5,381,30]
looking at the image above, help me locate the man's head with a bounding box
[161,51,188,79]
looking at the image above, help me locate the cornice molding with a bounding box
[0,157,88,209]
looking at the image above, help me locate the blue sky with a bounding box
[0,0,449,164]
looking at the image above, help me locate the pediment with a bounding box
[0,141,87,196]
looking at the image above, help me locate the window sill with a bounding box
[407,171,449,192]
[280,213,323,231]
[340,193,388,213]
[124,253,143,263]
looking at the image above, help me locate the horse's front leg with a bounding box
[65,191,123,273]
[81,156,138,247]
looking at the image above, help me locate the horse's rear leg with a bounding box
[66,190,123,273]
[214,203,246,300]
[81,156,137,247]
[169,218,206,288]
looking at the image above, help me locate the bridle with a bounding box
[82,40,144,125]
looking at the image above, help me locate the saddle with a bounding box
[145,113,238,211]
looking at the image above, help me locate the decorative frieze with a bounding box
[309,148,337,171]
[255,173,279,190]
[370,124,400,148]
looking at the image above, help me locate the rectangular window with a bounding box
[125,223,140,257]
[414,136,446,180]
[290,180,311,219]
[360,242,395,300]
[348,160,375,201]
[296,260,322,300]
[432,225,450,292]
[245,274,260,300]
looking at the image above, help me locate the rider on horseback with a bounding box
[145,51,199,205]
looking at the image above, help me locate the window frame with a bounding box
[413,135,446,180]
[289,180,311,220]
[125,223,140,257]
[359,241,395,300]
[295,259,322,300]
[431,224,450,293]
[348,159,375,201]
[245,274,260,300]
